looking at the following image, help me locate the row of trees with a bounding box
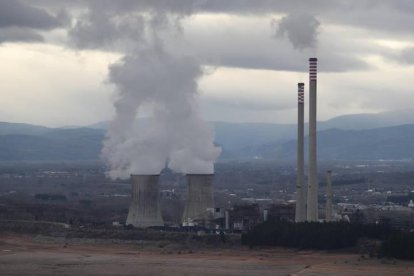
[382,231,414,260]
[242,220,414,260]
[241,221,393,250]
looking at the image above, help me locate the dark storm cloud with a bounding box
[66,0,200,50]
[28,0,414,71]
[0,0,60,29]
[0,0,63,43]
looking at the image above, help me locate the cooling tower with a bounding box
[325,170,333,222]
[182,174,214,226]
[126,174,164,227]
[295,82,306,222]
[307,57,319,222]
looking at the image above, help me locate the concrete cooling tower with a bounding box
[126,174,164,227]
[182,174,214,226]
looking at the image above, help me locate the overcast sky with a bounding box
[0,0,413,127]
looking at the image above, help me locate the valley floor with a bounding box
[0,234,414,275]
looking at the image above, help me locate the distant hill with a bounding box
[242,124,414,161]
[0,127,105,161]
[90,109,414,151]
[0,108,414,161]
[318,109,414,130]
[0,122,50,136]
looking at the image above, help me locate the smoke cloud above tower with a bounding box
[273,12,320,50]
[69,2,221,179]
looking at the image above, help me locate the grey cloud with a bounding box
[31,0,414,32]
[0,0,61,29]
[179,21,372,73]
[0,0,64,43]
[68,3,145,49]
[205,96,294,112]
[273,13,320,50]
[67,0,198,50]
[0,27,43,43]
[399,47,414,64]
[218,54,371,73]
[380,47,414,65]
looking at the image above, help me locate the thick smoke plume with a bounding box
[103,45,220,178]
[70,3,220,179]
[273,13,320,50]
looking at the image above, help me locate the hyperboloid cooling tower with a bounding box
[126,174,164,227]
[182,174,214,226]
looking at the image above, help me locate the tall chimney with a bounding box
[307,57,319,221]
[182,174,214,226]
[126,174,164,227]
[295,82,306,222]
[326,170,333,222]
[225,210,230,230]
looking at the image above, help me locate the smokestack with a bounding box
[126,175,164,227]
[225,210,230,230]
[326,170,333,222]
[307,57,318,222]
[182,174,214,226]
[263,209,269,222]
[295,82,306,222]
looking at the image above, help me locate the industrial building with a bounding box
[126,174,164,227]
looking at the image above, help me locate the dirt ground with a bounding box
[1,234,414,276]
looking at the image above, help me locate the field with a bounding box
[1,234,414,276]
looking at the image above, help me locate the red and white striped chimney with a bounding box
[295,82,306,222]
[307,57,318,222]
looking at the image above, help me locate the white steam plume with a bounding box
[103,44,220,178]
[272,13,320,50]
[69,3,220,179]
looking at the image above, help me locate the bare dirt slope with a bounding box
[1,234,414,276]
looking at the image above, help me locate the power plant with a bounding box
[123,58,321,228]
[126,174,164,227]
[295,82,306,222]
[182,174,215,226]
[307,57,319,222]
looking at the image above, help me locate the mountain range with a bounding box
[0,109,413,161]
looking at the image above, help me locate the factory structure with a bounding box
[124,57,336,229]
[126,174,164,227]
[182,174,215,227]
[294,57,336,223]
[126,173,215,228]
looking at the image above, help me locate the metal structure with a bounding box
[182,174,214,226]
[326,170,333,222]
[126,174,164,227]
[307,57,319,221]
[295,82,306,222]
